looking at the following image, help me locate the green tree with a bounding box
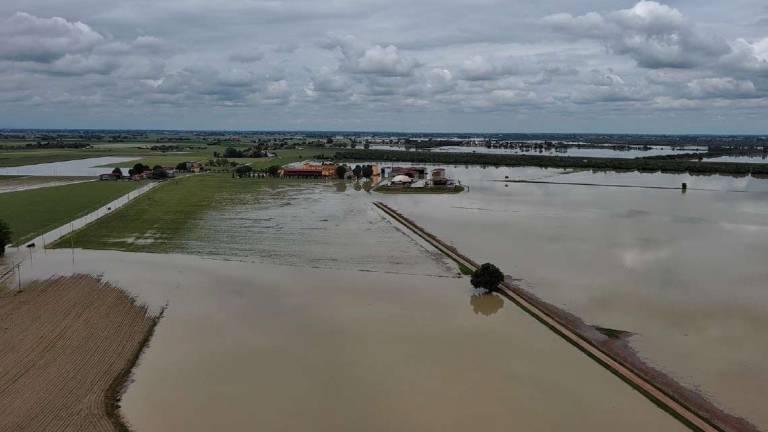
[352,165,362,178]
[0,219,11,256]
[151,165,168,179]
[235,165,253,177]
[132,163,147,174]
[224,147,243,158]
[267,165,282,177]
[176,162,188,171]
[361,165,374,178]
[335,165,348,179]
[111,167,123,178]
[470,263,504,291]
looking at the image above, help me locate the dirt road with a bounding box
[373,201,758,432]
[0,275,160,432]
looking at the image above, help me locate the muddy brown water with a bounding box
[11,166,767,430]
[18,250,684,431]
[379,165,768,429]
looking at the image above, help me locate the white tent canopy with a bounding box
[391,175,413,184]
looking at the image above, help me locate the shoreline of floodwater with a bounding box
[373,201,759,432]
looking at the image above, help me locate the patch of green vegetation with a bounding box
[458,262,474,276]
[0,180,142,246]
[51,174,265,252]
[375,185,465,194]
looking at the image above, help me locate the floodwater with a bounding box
[15,250,685,432]
[0,177,91,194]
[705,155,768,163]
[367,144,704,158]
[0,156,137,177]
[379,165,768,429]
[182,182,453,275]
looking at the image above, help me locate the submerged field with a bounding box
[378,165,768,429]
[21,162,768,430]
[17,249,686,432]
[0,180,142,245]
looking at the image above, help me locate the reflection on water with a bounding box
[470,291,504,316]
[16,250,684,432]
[380,166,768,429]
[183,182,454,276]
[368,144,705,159]
[705,155,768,163]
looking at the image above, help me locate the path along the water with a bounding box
[373,201,755,432]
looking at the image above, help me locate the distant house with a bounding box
[281,161,338,178]
[99,173,120,181]
[431,168,447,185]
[387,166,426,179]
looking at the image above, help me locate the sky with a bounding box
[0,0,766,133]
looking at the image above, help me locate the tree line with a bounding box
[334,149,768,176]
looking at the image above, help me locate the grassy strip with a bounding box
[375,185,465,194]
[457,262,474,276]
[335,149,768,176]
[50,174,263,252]
[0,180,142,245]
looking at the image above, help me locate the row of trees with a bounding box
[128,163,169,179]
[335,149,768,176]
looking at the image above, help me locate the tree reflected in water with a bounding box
[470,291,504,316]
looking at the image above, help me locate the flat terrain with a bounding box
[51,175,261,252]
[0,180,142,245]
[0,176,91,194]
[0,144,310,170]
[0,275,158,432]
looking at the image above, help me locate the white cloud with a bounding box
[687,78,757,98]
[543,1,730,69]
[0,12,104,63]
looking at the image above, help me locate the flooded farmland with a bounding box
[17,250,684,432]
[0,156,137,177]
[379,165,768,429]
[9,165,768,430]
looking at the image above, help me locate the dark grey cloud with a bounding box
[0,1,766,133]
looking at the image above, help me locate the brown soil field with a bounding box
[0,275,161,432]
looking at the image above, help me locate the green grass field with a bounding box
[50,174,268,252]
[0,181,143,245]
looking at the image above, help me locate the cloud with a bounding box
[720,38,768,75]
[543,1,730,69]
[0,2,767,132]
[0,12,104,63]
[321,34,420,77]
[229,51,264,63]
[687,78,758,98]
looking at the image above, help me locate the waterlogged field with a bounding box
[17,249,685,432]
[369,144,706,158]
[0,176,90,193]
[379,165,768,429]
[55,175,454,275]
[42,164,768,429]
